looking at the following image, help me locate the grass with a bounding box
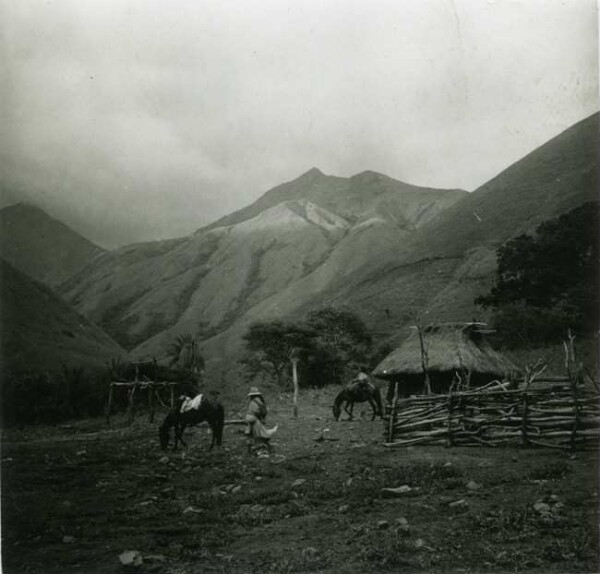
[2,387,598,574]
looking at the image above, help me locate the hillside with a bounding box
[0,203,104,287]
[56,113,598,378]
[58,174,466,359]
[0,259,128,373]
[307,112,600,336]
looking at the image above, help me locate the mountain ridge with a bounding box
[0,202,105,287]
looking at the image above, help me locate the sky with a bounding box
[1,0,598,248]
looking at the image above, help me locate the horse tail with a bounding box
[213,403,225,446]
[373,386,384,417]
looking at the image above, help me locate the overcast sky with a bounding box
[1,0,598,248]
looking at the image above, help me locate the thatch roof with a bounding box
[373,323,520,380]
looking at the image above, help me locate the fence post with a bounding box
[388,381,399,443]
[570,371,580,452]
[520,392,529,446]
[447,385,454,447]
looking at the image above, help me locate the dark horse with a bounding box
[332,384,383,421]
[159,395,225,450]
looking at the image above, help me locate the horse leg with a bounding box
[368,398,377,420]
[345,402,354,420]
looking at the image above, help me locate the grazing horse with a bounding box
[159,394,224,451]
[332,384,383,421]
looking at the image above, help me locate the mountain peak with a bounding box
[298,167,324,180]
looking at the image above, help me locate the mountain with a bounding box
[57,113,598,379]
[306,112,599,336]
[0,258,128,374]
[0,203,104,287]
[59,173,467,360]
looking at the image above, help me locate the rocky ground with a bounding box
[2,387,598,573]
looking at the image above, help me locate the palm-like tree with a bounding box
[167,334,205,374]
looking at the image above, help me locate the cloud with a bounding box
[1,0,597,247]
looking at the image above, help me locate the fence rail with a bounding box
[384,378,600,450]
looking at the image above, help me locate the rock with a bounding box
[231,485,242,494]
[159,456,169,464]
[119,550,143,567]
[414,538,425,549]
[395,516,410,533]
[466,481,482,491]
[444,462,452,467]
[62,535,75,544]
[183,506,203,515]
[254,476,263,482]
[449,499,467,508]
[533,502,551,514]
[350,442,367,449]
[250,504,264,513]
[338,504,349,514]
[292,478,307,488]
[381,485,412,497]
[549,494,560,502]
[377,520,390,529]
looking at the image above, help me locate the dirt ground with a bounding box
[2,387,599,574]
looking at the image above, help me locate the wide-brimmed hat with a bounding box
[248,387,262,397]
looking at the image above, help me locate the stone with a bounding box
[338,504,349,514]
[292,478,307,488]
[377,520,390,529]
[466,481,482,491]
[159,456,169,464]
[381,485,412,497]
[533,502,551,514]
[395,516,410,531]
[119,550,143,567]
[449,499,467,508]
[62,535,75,544]
[232,485,242,494]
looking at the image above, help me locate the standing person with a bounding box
[245,387,277,454]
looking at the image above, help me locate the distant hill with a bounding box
[0,203,104,287]
[59,173,466,358]
[1,258,128,374]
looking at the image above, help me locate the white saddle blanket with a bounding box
[180,394,203,413]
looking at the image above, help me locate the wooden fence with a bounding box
[384,379,600,450]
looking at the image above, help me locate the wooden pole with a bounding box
[105,383,114,426]
[292,358,299,419]
[416,325,432,395]
[127,383,137,426]
[148,384,155,423]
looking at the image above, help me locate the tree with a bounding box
[476,202,599,346]
[305,306,373,383]
[241,321,316,387]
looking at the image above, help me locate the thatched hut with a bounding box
[373,323,520,401]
